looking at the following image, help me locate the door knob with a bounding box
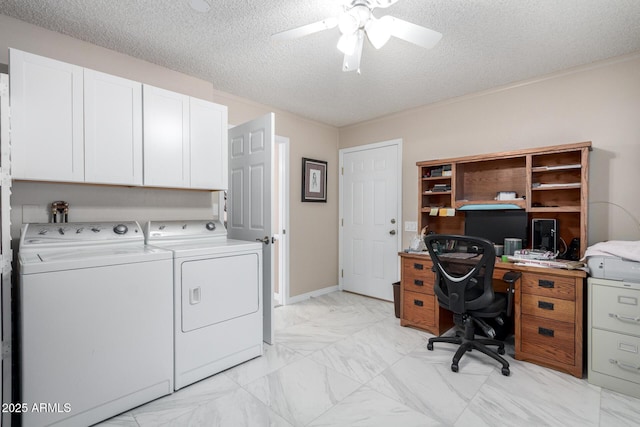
[389,230,397,235]
[256,236,270,244]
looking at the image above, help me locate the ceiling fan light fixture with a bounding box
[365,16,392,49]
[338,10,359,35]
[337,32,358,55]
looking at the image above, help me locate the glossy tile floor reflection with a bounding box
[98,291,640,426]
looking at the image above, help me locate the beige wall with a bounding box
[1,14,339,298]
[339,54,640,248]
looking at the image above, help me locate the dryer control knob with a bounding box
[113,224,128,235]
[206,221,216,231]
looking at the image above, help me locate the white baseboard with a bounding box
[286,285,339,305]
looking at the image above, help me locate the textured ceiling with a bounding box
[1,0,640,127]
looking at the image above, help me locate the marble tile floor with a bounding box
[98,291,640,427]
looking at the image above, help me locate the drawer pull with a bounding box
[608,313,640,323]
[538,301,554,310]
[414,263,424,270]
[538,327,554,337]
[609,359,640,372]
[414,299,424,307]
[414,279,424,286]
[538,279,555,289]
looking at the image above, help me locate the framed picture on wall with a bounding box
[301,158,327,202]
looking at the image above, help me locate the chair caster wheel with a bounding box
[427,342,434,351]
[498,347,505,355]
[451,363,458,373]
[502,367,510,376]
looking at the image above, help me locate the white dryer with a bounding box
[18,222,173,427]
[145,219,263,390]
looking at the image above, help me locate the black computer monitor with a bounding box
[464,210,528,246]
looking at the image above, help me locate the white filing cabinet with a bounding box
[588,277,640,398]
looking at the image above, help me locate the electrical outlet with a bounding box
[404,221,418,232]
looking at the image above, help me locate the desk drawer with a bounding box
[521,294,575,323]
[403,291,435,329]
[522,273,575,301]
[402,260,434,295]
[592,329,640,385]
[591,283,640,336]
[521,315,575,365]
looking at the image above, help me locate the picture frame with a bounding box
[301,157,327,202]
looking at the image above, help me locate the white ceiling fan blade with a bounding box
[388,16,442,49]
[272,17,338,42]
[342,30,365,72]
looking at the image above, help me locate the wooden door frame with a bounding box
[338,139,403,293]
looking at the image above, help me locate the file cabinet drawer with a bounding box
[521,315,575,365]
[403,291,435,329]
[522,273,575,301]
[521,294,575,323]
[402,259,434,295]
[592,329,640,385]
[591,283,640,336]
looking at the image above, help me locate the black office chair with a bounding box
[424,234,519,376]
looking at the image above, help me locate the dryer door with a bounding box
[181,253,260,332]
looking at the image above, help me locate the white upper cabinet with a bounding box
[10,49,84,182]
[143,84,228,190]
[143,85,190,188]
[10,50,228,190]
[189,97,228,190]
[84,69,143,186]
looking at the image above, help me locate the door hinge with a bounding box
[2,341,11,360]
[341,269,344,278]
[341,218,344,226]
[341,167,344,175]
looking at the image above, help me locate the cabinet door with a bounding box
[143,85,189,188]
[84,69,142,185]
[189,97,228,189]
[9,49,84,182]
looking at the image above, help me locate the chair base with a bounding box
[427,322,511,376]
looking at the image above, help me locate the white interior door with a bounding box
[228,113,275,344]
[340,140,402,301]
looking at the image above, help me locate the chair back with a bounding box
[424,234,496,314]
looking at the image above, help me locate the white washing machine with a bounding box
[145,219,263,390]
[18,222,173,427]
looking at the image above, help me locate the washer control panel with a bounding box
[145,220,226,242]
[20,221,142,248]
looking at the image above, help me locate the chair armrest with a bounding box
[502,271,522,316]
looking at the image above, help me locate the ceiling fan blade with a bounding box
[388,16,442,49]
[272,17,338,42]
[342,30,365,72]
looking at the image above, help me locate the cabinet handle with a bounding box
[414,299,424,307]
[414,263,424,270]
[414,279,424,286]
[538,301,554,310]
[608,313,640,323]
[538,280,555,289]
[538,327,554,337]
[609,359,640,372]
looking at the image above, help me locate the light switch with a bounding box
[405,221,418,232]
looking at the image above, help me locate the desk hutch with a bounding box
[400,142,591,378]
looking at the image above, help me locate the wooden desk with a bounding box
[399,252,587,378]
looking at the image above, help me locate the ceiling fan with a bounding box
[272,0,442,73]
